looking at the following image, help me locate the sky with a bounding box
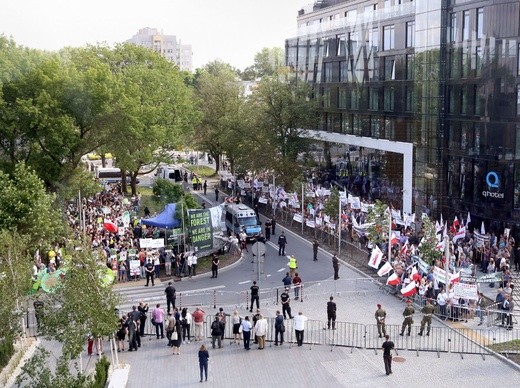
[0,0,310,70]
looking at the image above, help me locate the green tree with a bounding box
[0,163,64,247]
[252,47,285,78]
[245,76,318,188]
[193,60,246,173]
[101,43,196,195]
[366,200,391,247]
[417,215,443,264]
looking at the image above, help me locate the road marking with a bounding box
[238,280,251,285]
[266,274,271,278]
[277,268,286,272]
[180,285,226,293]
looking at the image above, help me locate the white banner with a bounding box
[139,238,165,248]
[293,213,303,223]
[258,197,268,204]
[453,283,478,301]
[306,220,315,228]
[129,260,140,276]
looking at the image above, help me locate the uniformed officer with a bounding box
[278,232,287,256]
[418,299,435,336]
[400,299,415,336]
[264,219,272,241]
[288,255,297,278]
[375,303,387,338]
[280,287,293,319]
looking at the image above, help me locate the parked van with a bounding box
[224,204,261,241]
[95,167,123,182]
[155,166,183,182]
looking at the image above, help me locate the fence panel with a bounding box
[327,321,365,349]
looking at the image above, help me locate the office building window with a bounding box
[323,87,331,108]
[476,8,484,40]
[474,85,481,115]
[406,54,415,80]
[342,114,352,134]
[518,44,520,76]
[450,49,459,78]
[406,21,415,48]
[324,62,333,82]
[462,11,470,41]
[383,25,395,50]
[337,34,346,57]
[475,46,482,76]
[450,13,457,43]
[461,87,468,114]
[461,48,470,78]
[369,88,379,110]
[385,119,395,140]
[370,27,379,50]
[405,86,414,111]
[384,87,395,111]
[340,61,348,82]
[351,88,359,109]
[338,89,348,109]
[385,58,396,80]
[371,118,380,138]
[517,85,520,116]
[349,31,359,55]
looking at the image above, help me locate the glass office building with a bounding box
[286,0,520,232]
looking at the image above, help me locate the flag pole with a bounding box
[388,211,392,263]
[301,183,304,234]
[338,193,342,255]
[444,235,450,288]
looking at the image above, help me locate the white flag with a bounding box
[377,261,393,277]
[368,246,383,269]
[466,212,471,227]
[480,221,486,235]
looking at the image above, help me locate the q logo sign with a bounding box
[482,171,504,199]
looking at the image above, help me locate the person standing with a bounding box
[152,304,165,339]
[198,344,209,382]
[271,218,276,235]
[164,282,176,314]
[282,272,292,288]
[144,259,155,286]
[292,272,302,301]
[211,254,219,278]
[332,254,340,280]
[210,316,224,349]
[280,287,293,319]
[231,310,242,344]
[278,232,287,256]
[249,281,260,312]
[181,307,192,344]
[192,307,206,341]
[203,180,207,196]
[137,301,148,337]
[381,334,395,375]
[293,311,308,346]
[241,316,252,350]
[400,300,415,336]
[254,314,268,349]
[288,255,297,279]
[126,315,138,352]
[475,291,485,326]
[505,294,515,329]
[274,310,285,346]
[189,253,198,277]
[375,304,387,338]
[313,239,319,261]
[264,219,272,241]
[172,317,183,355]
[214,186,220,202]
[436,287,448,320]
[326,296,337,330]
[166,312,176,347]
[216,307,229,341]
[418,299,435,336]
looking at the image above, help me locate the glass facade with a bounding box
[287,0,520,229]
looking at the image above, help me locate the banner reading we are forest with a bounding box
[188,209,213,252]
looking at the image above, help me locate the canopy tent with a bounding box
[141,204,181,229]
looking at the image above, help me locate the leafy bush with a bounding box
[0,339,14,370]
[152,179,184,204]
[90,356,110,388]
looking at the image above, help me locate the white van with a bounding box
[155,166,183,182]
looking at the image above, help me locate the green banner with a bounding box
[188,209,213,252]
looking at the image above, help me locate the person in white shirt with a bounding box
[188,253,198,277]
[253,314,268,349]
[293,311,308,346]
[437,287,448,320]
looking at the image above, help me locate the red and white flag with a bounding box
[452,226,466,243]
[386,272,401,286]
[377,261,393,277]
[400,241,410,256]
[368,246,383,269]
[390,233,399,246]
[435,238,445,251]
[401,281,417,297]
[450,272,461,284]
[411,266,421,282]
[451,216,460,234]
[466,212,471,226]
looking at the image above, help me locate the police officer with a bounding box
[278,232,287,256]
[400,299,415,336]
[418,299,435,336]
[375,303,387,338]
[288,255,297,278]
[264,219,272,241]
[144,259,155,286]
[332,254,340,280]
[312,239,319,261]
[326,296,337,330]
[280,287,293,319]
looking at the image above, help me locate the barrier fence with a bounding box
[21,305,520,359]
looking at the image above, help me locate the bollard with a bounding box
[276,288,279,305]
[179,292,182,308]
[301,283,304,302]
[213,290,216,309]
[246,290,249,311]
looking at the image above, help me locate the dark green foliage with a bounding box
[0,339,14,370]
[90,356,110,388]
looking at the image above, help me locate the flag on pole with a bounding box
[377,262,393,277]
[443,222,448,238]
[450,272,461,284]
[480,221,486,235]
[435,220,442,234]
[440,213,444,226]
[400,241,410,256]
[411,266,421,282]
[466,212,471,227]
[390,233,399,246]
[452,226,466,243]
[451,216,460,234]
[368,246,383,269]
[401,281,417,297]
[386,272,401,286]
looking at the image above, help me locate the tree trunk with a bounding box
[130,172,138,196]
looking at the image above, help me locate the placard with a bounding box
[188,209,213,251]
[453,282,478,301]
[139,238,165,249]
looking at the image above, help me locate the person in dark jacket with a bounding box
[198,344,210,382]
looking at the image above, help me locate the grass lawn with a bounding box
[184,165,216,178]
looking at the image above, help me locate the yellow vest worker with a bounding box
[288,255,297,278]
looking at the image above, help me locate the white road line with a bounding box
[238,280,251,285]
[277,268,286,272]
[181,285,226,293]
[266,274,271,278]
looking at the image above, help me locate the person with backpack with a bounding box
[210,316,224,349]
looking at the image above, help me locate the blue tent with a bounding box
[141,204,180,229]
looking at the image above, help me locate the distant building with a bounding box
[126,27,193,72]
